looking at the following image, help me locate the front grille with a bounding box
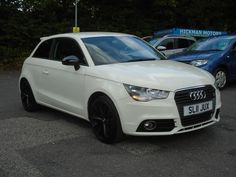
[175,85,216,127]
[137,119,175,132]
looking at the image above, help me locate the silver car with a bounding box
[149,35,196,56]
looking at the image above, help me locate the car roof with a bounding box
[162,34,196,40]
[40,32,132,40]
[150,34,196,41]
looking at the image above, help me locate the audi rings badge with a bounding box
[189,90,207,101]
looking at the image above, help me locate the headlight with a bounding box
[124,84,169,101]
[190,59,208,67]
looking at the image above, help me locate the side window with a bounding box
[53,38,86,65]
[33,39,53,59]
[158,39,174,50]
[177,39,192,49]
[188,40,195,46]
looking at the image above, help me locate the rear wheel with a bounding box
[20,80,39,112]
[88,95,124,144]
[214,68,227,90]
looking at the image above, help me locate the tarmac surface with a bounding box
[0,71,236,177]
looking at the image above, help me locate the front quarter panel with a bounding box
[83,74,128,121]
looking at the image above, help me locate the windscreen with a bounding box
[187,37,232,51]
[82,36,165,65]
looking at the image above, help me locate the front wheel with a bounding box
[88,95,124,144]
[214,68,227,90]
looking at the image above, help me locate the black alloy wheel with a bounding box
[89,95,124,144]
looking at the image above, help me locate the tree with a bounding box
[0,0,235,63]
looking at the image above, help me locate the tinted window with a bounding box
[158,39,174,50]
[177,39,193,48]
[33,39,53,59]
[82,36,165,65]
[54,38,86,65]
[189,40,195,46]
[149,37,160,45]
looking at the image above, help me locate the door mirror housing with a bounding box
[157,46,167,51]
[62,55,80,71]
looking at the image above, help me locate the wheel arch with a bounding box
[19,75,38,102]
[86,90,124,121]
[20,77,28,86]
[83,77,126,124]
[214,64,230,78]
[86,91,125,143]
[19,77,29,92]
[87,91,113,118]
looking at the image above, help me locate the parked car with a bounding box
[148,35,196,56]
[169,35,236,89]
[19,32,221,144]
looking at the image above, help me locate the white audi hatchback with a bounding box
[19,32,221,143]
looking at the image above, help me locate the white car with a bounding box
[19,32,221,143]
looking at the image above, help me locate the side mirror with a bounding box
[157,46,167,51]
[62,55,80,71]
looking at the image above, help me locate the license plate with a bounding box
[183,101,213,116]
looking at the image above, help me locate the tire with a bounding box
[214,68,227,90]
[88,95,124,144]
[20,80,40,112]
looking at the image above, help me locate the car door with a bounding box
[156,38,175,56]
[30,38,54,100]
[39,37,88,117]
[228,42,236,79]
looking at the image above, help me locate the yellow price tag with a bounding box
[73,27,80,33]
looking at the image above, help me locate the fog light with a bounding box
[143,121,157,131]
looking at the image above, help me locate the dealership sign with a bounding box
[154,28,228,38]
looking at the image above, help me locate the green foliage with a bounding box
[0,0,236,69]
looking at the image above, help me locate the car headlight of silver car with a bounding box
[124,84,169,101]
[190,59,208,67]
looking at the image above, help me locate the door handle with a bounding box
[42,70,49,75]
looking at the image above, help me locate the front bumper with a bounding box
[117,85,221,136]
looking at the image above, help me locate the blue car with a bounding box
[168,35,236,89]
